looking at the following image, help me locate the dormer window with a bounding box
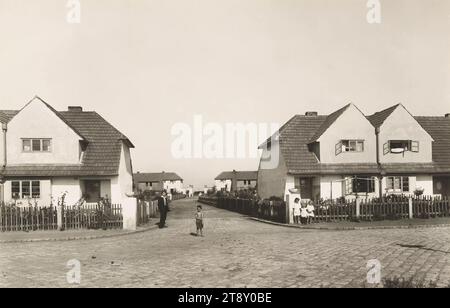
[384,140,419,155]
[22,139,52,152]
[335,140,364,155]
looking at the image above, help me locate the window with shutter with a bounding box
[335,141,343,156]
[410,141,419,153]
[383,142,390,155]
[345,177,353,195]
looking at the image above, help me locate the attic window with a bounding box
[22,139,52,152]
[335,140,364,155]
[384,140,419,155]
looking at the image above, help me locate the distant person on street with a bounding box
[293,198,301,224]
[195,204,204,236]
[157,191,169,228]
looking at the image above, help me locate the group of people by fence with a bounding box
[292,198,315,225]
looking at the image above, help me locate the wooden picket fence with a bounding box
[0,203,58,232]
[200,195,450,224]
[199,196,286,223]
[309,196,450,223]
[137,200,158,225]
[63,203,123,230]
[0,202,123,232]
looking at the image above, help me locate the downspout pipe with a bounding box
[0,123,6,202]
[1,123,6,168]
[375,127,384,199]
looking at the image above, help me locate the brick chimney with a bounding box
[445,113,450,118]
[305,111,318,116]
[68,106,83,112]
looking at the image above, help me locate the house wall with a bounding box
[319,176,344,200]
[163,180,183,193]
[378,106,433,163]
[236,180,257,190]
[137,182,163,192]
[215,179,232,192]
[319,105,377,164]
[6,100,83,165]
[111,142,134,204]
[257,141,288,199]
[415,175,434,195]
[0,128,5,168]
[52,177,82,206]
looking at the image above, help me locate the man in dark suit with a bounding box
[157,191,169,228]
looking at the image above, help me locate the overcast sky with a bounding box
[0,0,449,189]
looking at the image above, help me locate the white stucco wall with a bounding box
[6,99,83,165]
[284,175,296,201]
[111,142,134,204]
[0,128,5,168]
[52,178,82,206]
[318,104,377,164]
[415,175,434,196]
[378,106,433,163]
[163,180,183,193]
[215,179,232,191]
[319,176,344,200]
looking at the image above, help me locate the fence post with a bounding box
[408,197,413,219]
[57,204,65,231]
[356,197,361,220]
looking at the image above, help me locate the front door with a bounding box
[297,177,313,200]
[434,177,450,197]
[84,180,101,203]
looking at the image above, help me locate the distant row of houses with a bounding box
[214,170,257,192]
[133,171,193,196]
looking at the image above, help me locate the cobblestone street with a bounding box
[1,198,450,288]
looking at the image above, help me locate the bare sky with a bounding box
[0,0,449,189]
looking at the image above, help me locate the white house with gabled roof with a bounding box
[0,96,134,206]
[258,103,450,201]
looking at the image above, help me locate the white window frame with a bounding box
[336,140,364,155]
[11,180,41,199]
[386,176,410,193]
[22,139,52,153]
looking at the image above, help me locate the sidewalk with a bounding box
[0,223,159,243]
[250,217,450,230]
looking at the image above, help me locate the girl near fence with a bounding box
[300,202,309,225]
[306,201,315,224]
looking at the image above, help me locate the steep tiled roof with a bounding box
[134,172,183,183]
[0,108,134,177]
[0,110,19,123]
[416,116,450,171]
[367,104,400,128]
[215,171,258,181]
[271,107,450,175]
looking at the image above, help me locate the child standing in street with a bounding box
[195,205,204,237]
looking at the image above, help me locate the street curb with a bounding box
[0,224,159,244]
[249,217,450,231]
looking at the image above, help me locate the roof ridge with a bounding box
[308,103,352,143]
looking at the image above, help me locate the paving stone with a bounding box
[1,198,450,287]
